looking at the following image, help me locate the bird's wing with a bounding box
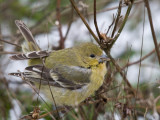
[10,50,50,60]
[51,65,91,85]
[9,64,91,90]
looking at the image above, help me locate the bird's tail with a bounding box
[15,20,40,52]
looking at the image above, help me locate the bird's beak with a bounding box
[99,54,110,64]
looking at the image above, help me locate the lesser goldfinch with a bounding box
[9,20,109,106]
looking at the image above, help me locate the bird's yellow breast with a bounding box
[41,63,107,106]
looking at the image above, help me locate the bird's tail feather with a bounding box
[10,50,50,60]
[15,20,40,52]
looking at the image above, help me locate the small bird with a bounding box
[9,20,109,106]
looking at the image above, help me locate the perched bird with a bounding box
[9,20,109,106]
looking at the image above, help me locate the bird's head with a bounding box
[76,42,110,68]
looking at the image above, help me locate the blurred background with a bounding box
[0,0,160,119]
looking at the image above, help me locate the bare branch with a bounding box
[56,0,65,49]
[69,0,100,44]
[64,7,74,40]
[94,0,102,41]
[106,51,135,94]
[122,43,160,70]
[0,39,21,48]
[109,0,134,50]
[111,0,122,38]
[144,0,160,65]
[0,51,21,54]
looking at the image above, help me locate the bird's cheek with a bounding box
[90,60,99,66]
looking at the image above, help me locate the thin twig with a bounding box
[69,0,100,44]
[88,0,143,15]
[144,0,160,65]
[56,0,65,49]
[109,0,134,50]
[0,51,21,54]
[25,81,50,109]
[41,60,60,119]
[106,14,115,35]
[111,0,122,38]
[38,107,64,119]
[63,6,74,40]
[136,3,145,98]
[94,0,102,41]
[0,39,21,48]
[154,95,160,104]
[122,43,160,70]
[36,59,45,106]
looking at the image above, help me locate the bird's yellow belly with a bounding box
[41,63,107,106]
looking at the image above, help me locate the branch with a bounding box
[122,43,160,70]
[63,7,74,40]
[0,39,21,48]
[144,0,160,65]
[109,0,134,50]
[111,0,122,38]
[69,0,100,44]
[56,0,65,49]
[88,0,143,15]
[0,51,20,54]
[106,51,135,94]
[94,0,102,41]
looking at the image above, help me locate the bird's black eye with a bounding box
[90,54,95,58]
